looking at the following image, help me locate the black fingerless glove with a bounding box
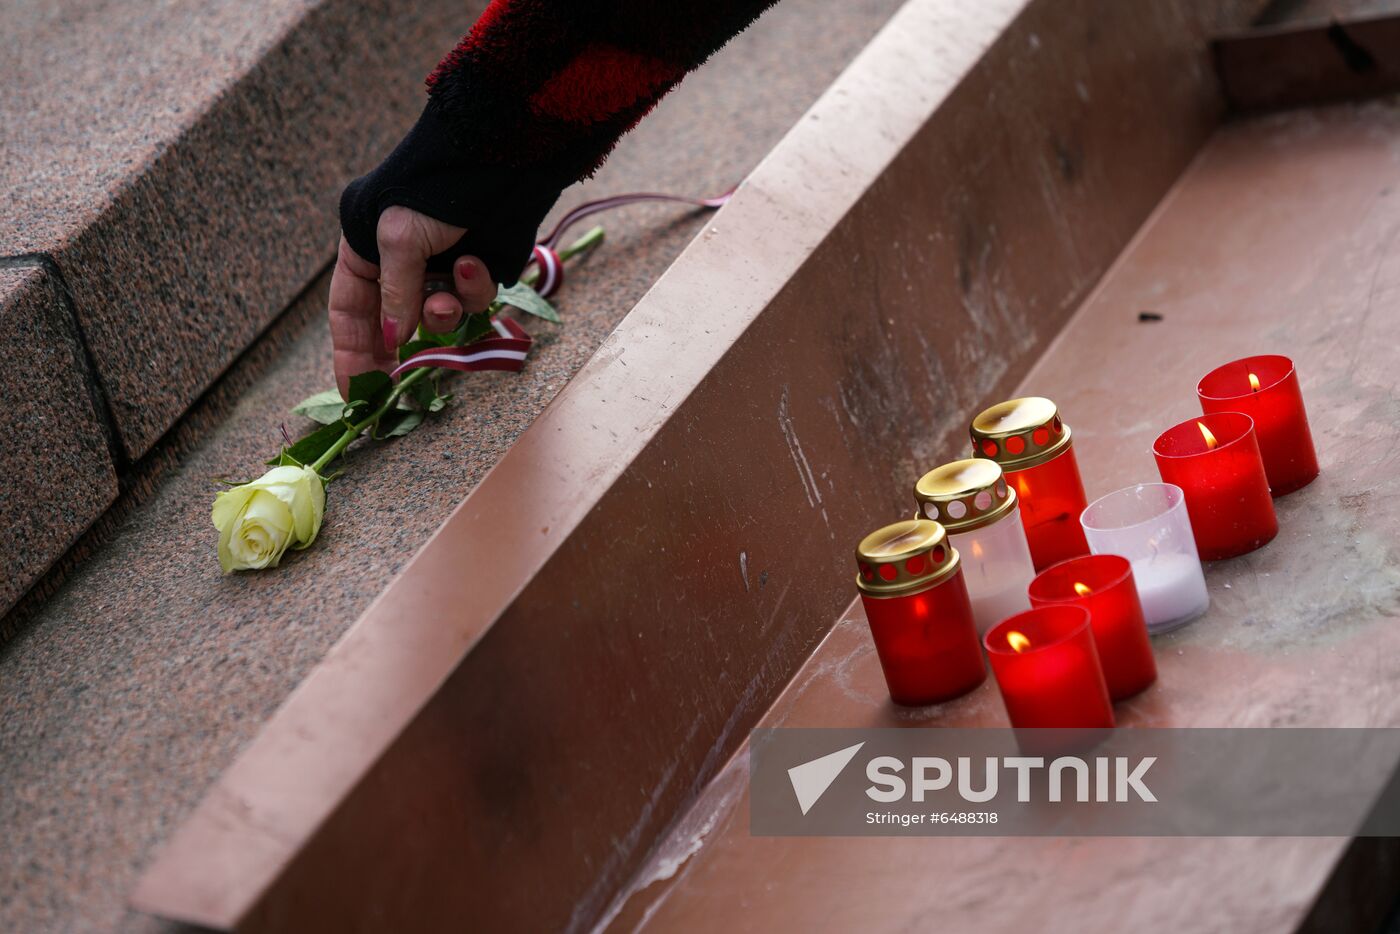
[338,102,565,284]
[344,0,780,282]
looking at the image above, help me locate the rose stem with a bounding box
[308,225,605,476]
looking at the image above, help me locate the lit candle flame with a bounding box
[1073,581,1092,597]
[1007,631,1031,653]
[1198,421,1218,450]
[1248,372,1261,392]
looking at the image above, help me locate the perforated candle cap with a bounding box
[914,458,1017,533]
[855,518,960,597]
[970,396,1072,471]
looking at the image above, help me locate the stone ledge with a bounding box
[0,0,486,617]
[608,98,1400,934]
[0,261,119,615]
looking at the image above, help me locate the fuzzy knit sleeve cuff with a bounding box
[340,0,779,284]
[339,100,565,283]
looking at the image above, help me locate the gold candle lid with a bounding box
[969,396,1072,471]
[914,458,1017,533]
[855,518,960,597]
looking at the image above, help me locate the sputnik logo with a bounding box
[787,742,865,815]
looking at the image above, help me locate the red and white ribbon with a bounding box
[391,316,532,378]
[395,187,733,375]
[538,187,735,251]
[529,187,736,297]
[530,243,565,298]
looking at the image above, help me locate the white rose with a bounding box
[212,466,326,573]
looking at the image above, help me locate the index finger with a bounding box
[328,237,392,399]
[376,221,430,357]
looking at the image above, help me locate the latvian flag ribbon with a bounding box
[390,186,735,379]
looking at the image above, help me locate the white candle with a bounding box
[1130,552,1209,634]
[966,572,1034,636]
[953,523,1034,635]
[915,458,1038,636]
[1081,483,1210,635]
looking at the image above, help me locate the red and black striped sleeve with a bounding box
[339,0,780,283]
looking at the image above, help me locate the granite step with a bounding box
[0,0,906,930]
[0,0,486,620]
[0,260,120,618]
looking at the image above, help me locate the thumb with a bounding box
[375,206,465,353]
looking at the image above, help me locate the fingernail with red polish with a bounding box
[382,319,397,354]
[458,259,476,281]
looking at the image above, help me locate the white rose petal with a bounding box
[212,466,327,573]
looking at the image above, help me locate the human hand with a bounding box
[327,206,499,399]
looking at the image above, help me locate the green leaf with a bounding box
[291,389,348,425]
[399,313,496,362]
[347,370,394,409]
[399,339,442,360]
[461,312,495,342]
[496,282,559,323]
[341,398,371,421]
[401,330,456,359]
[409,378,449,413]
[268,421,346,467]
[374,405,425,439]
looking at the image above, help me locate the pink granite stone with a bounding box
[1,0,491,458]
[0,263,118,615]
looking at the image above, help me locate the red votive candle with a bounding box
[855,519,986,706]
[1028,554,1157,701]
[1153,411,1277,560]
[970,397,1090,571]
[984,605,1114,729]
[1198,354,1318,495]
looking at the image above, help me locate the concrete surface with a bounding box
[0,0,905,929]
